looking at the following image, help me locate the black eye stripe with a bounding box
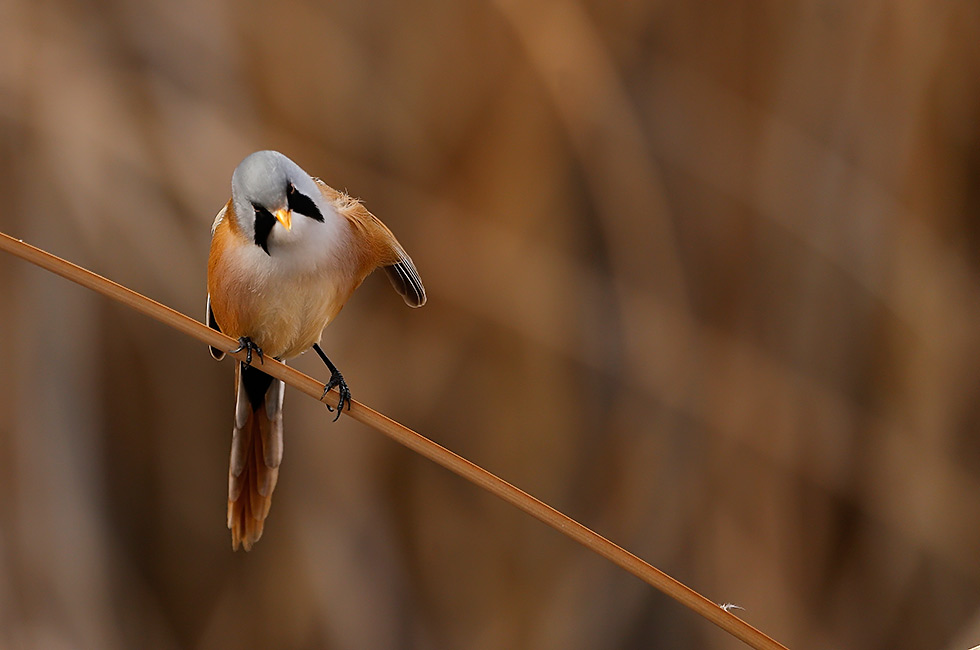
[287,184,324,222]
[252,203,275,255]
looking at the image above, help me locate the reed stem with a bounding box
[0,231,789,650]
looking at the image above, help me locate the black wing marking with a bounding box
[384,255,426,307]
[207,295,225,360]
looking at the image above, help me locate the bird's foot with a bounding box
[322,369,351,421]
[232,337,264,367]
[312,343,351,421]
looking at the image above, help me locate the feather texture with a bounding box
[206,294,225,360]
[227,363,284,551]
[316,180,427,307]
[384,258,426,307]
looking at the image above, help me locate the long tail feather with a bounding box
[228,363,284,551]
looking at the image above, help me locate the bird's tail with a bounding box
[228,362,284,551]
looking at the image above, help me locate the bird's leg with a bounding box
[232,336,264,367]
[312,343,351,421]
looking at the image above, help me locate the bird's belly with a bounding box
[248,281,342,359]
[212,262,348,360]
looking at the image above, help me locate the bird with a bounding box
[206,150,426,551]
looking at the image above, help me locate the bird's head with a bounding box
[230,150,330,255]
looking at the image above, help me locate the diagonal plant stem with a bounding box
[0,231,789,650]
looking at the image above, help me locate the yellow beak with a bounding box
[274,208,292,231]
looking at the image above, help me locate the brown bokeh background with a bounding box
[2,1,980,649]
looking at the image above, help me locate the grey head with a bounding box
[230,150,330,255]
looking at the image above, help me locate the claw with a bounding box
[232,337,264,367]
[312,343,351,422]
[321,370,351,421]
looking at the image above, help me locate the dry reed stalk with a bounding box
[0,230,789,650]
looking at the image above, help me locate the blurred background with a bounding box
[1,1,980,649]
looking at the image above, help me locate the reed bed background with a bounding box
[2,1,980,649]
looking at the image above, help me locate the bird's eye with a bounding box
[287,184,324,222]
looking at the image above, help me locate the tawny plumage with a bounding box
[207,151,425,551]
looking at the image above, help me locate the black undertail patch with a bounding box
[241,362,275,409]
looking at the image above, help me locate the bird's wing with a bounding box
[315,180,426,307]
[383,257,426,307]
[211,204,227,237]
[207,294,225,360]
[207,201,234,360]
